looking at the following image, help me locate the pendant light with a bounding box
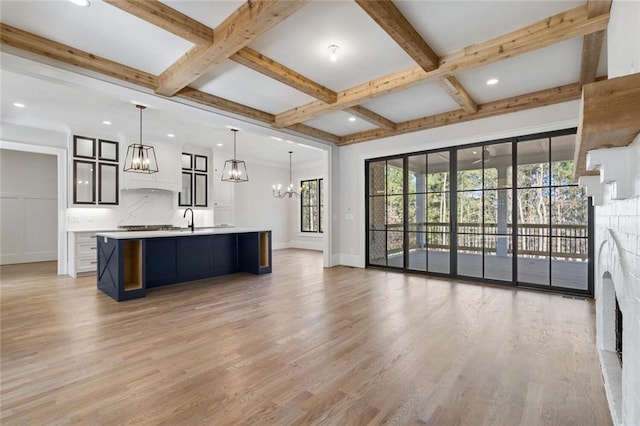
[123,105,158,174]
[221,129,249,182]
[272,151,302,198]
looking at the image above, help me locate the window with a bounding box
[301,178,323,233]
[365,128,593,295]
[179,153,208,207]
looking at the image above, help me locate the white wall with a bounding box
[0,149,57,264]
[234,161,291,249]
[593,2,640,425]
[334,101,579,267]
[289,160,324,251]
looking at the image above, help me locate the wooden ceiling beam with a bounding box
[274,4,609,128]
[156,0,307,97]
[579,0,611,85]
[438,76,478,113]
[103,0,213,46]
[344,106,397,130]
[355,0,477,117]
[0,23,340,144]
[105,1,338,106]
[0,23,158,89]
[338,82,583,145]
[355,0,439,71]
[230,47,337,104]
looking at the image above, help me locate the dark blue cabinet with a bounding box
[212,233,238,275]
[177,235,214,281]
[146,238,177,288]
[97,231,271,301]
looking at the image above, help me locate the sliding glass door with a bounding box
[365,129,592,295]
[406,152,451,273]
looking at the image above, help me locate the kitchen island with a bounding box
[96,227,271,301]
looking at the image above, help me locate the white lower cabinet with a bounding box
[68,231,105,277]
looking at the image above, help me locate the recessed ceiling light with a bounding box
[486,78,499,85]
[167,133,175,138]
[472,150,478,155]
[328,45,339,62]
[102,120,111,125]
[216,143,223,147]
[348,117,356,122]
[13,102,25,108]
[69,0,90,6]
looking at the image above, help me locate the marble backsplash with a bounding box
[66,189,214,231]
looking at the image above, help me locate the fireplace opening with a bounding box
[615,296,623,366]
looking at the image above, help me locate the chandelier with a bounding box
[221,128,249,182]
[273,151,302,199]
[123,105,158,174]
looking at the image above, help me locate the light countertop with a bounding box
[96,227,270,240]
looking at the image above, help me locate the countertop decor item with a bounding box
[123,105,158,174]
[221,128,249,182]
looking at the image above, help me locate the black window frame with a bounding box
[300,178,323,233]
[364,128,594,297]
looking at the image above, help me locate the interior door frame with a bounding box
[0,140,68,275]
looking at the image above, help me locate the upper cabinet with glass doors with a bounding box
[72,135,119,205]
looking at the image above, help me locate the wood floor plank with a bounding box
[0,250,611,425]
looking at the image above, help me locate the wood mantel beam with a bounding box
[274,4,609,128]
[579,0,611,85]
[338,82,583,145]
[156,0,307,96]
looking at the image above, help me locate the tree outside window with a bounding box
[301,178,323,233]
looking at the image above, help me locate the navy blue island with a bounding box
[96,228,272,301]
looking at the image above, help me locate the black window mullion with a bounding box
[512,140,518,284]
[403,156,409,270]
[450,149,458,277]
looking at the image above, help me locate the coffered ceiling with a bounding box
[0,0,610,151]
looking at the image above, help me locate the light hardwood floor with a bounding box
[1,249,611,425]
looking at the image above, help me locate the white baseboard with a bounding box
[290,240,323,251]
[272,241,291,250]
[338,254,364,268]
[1,251,57,265]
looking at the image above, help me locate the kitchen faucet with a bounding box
[183,208,194,232]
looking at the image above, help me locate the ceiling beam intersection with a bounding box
[274,4,609,128]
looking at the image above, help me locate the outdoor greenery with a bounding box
[368,140,588,258]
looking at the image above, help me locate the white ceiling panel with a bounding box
[456,38,583,105]
[0,0,192,75]
[248,1,416,92]
[191,60,316,113]
[395,0,584,56]
[303,110,378,137]
[361,82,460,123]
[161,0,243,29]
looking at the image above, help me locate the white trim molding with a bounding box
[0,140,68,275]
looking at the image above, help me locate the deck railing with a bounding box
[382,222,588,260]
